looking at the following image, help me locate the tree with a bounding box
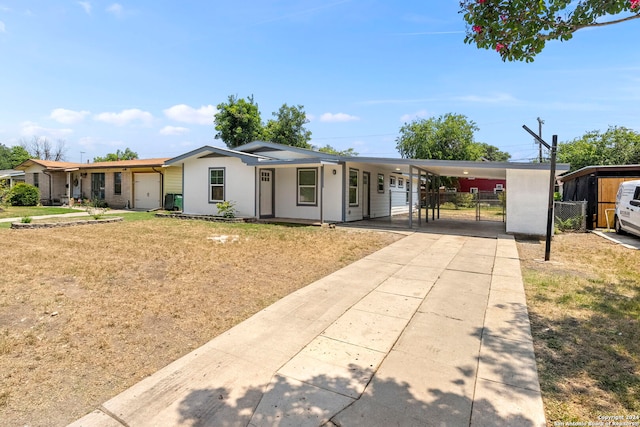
[396,113,480,161]
[316,144,359,156]
[263,104,312,148]
[473,142,511,161]
[214,95,264,148]
[93,148,139,162]
[10,145,30,168]
[558,126,640,172]
[20,136,67,161]
[0,144,11,169]
[460,0,640,62]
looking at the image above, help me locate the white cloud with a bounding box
[454,93,518,104]
[319,112,360,123]
[78,1,91,14]
[163,104,216,125]
[400,110,429,123]
[94,109,153,126]
[20,121,74,139]
[50,108,90,124]
[106,3,123,17]
[0,21,6,33]
[159,125,190,136]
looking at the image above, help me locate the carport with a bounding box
[345,157,570,236]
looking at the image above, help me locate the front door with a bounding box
[91,173,105,201]
[363,172,370,218]
[260,169,274,218]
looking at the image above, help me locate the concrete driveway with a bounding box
[69,228,545,427]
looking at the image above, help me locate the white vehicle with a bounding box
[614,180,640,237]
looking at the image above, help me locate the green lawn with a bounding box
[0,206,80,219]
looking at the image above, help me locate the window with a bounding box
[406,179,410,203]
[209,168,225,202]
[398,178,404,188]
[470,187,479,194]
[349,168,358,206]
[378,173,385,193]
[389,176,396,187]
[297,168,317,205]
[33,173,39,188]
[114,172,122,195]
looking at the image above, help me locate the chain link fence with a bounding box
[554,201,587,232]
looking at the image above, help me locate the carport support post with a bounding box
[544,135,558,261]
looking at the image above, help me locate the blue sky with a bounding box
[0,1,638,163]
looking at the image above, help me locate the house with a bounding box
[167,141,570,235]
[15,158,182,209]
[0,169,26,188]
[457,177,505,194]
[560,164,640,229]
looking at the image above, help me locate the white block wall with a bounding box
[506,168,552,235]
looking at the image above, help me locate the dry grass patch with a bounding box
[0,217,401,427]
[518,233,640,423]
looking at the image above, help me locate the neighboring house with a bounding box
[15,158,182,209]
[0,169,26,188]
[457,177,505,194]
[167,141,570,235]
[560,164,640,229]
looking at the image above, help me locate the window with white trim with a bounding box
[297,168,317,205]
[209,168,225,202]
[349,168,358,206]
[470,187,479,194]
[389,176,396,187]
[398,178,404,188]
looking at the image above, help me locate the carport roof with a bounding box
[243,156,570,179]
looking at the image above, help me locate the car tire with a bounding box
[615,215,625,235]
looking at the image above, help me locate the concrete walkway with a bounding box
[68,231,546,427]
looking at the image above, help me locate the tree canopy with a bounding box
[316,144,359,157]
[396,113,481,161]
[557,126,640,172]
[0,144,30,169]
[263,104,312,149]
[475,142,511,161]
[460,0,640,62]
[214,95,264,149]
[93,148,139,162]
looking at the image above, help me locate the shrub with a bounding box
[216,200,236,218]
[8,183,40,206]
[451,192,475,209]
[20,216,32,223]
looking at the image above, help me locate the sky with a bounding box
[0,1,638,163]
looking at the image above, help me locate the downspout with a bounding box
[42,170,52,205]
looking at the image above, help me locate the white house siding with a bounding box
[163,166,182,195]
[322,166,343,222]
[506,168,551,235]
[272,167,321,220]
[181,156,256,217]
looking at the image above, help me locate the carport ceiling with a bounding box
[346,157,568,180]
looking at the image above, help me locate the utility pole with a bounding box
[537,117,544,162]
[80,151,85,163]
